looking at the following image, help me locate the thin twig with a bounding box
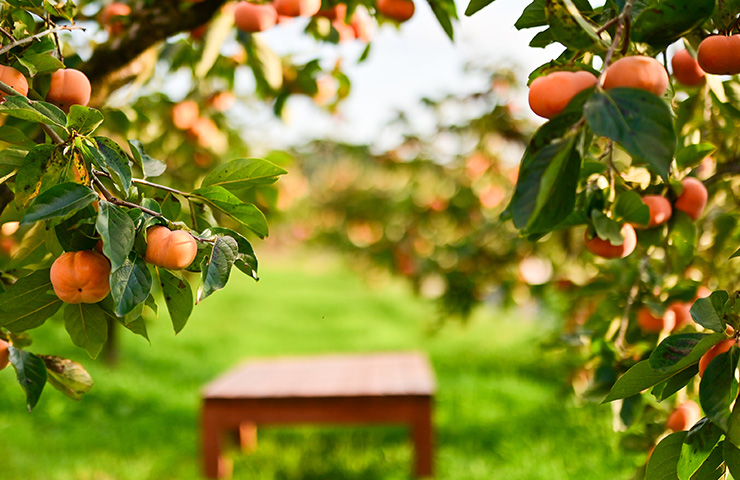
[0,24,84,56]
[92,169,190,197]
[0,27,15,43]
[597,0,636,88]
[91,173,163,218]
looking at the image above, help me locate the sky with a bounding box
[234,0,565,150]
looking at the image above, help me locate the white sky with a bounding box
[235,0,564,150]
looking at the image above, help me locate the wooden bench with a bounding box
[201,351,436,478]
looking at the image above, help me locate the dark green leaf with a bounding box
[0,125,35,148]
[614,190,650,225]
[676,144,716,171]
[191,185,269,238]
[120,316,150,342]
[653,365,699,402]
[724,440,740,478]
[689,441,725,480]
[0,95,67,127]
[714,0,740,30]
[632,0,716,48]
[8,346,47,411]
[650,333,724,373]
[21,182,97,224]
[200,157,287,191]
[197,235,238,303]
[42,355,94,400]
[157,268,193,334]
[691,291,730,333]
[515,0,546,28]
[678,418,723,480]
[603,359,675,403]
[699,347,739,431]
[584,89,676,179]
[16,52,64,76]
[428,0,458,40]
[96,201,135,271]
[726,398,740,449]
[66,105,104,135]
[63,303,107,358]
[110,255,153,317]
[591,210,625,245]
[202,227,259,280]
[93,137,132,194]
[546,0,606,51]
[13,144,55,208]
[0,269,62,332]
[464,0,496,16]
[646,431,688,480]
[128,139,166,178]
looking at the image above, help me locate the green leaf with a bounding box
[190,185,269,238]
[632,0,716,48]
[93,137,133,194]
[42,355,94,401]
[545,0,607,51]
[591,210,625,245]
[202,227,259,280]
[646,431,688,480]
[13,144,55,209]
[603,359,675,403]
[510,135,581,234]
[8,346,47,412]
[653,365,699,402]
[691,291,730,333]
[0,95,67,127]
[464,0,497,16]
[727,400,740,451]
[96,201,135,271]
[613,190,650,225]
[676,143,716,171]
[63,303,107,359]
[724,440,740,478]
[649,333,725,373]
[515,0,546,28]
[689,440,725,480]
[678,418,723,480]
[21,182,97,225]
[66,105,104,135]
[200,157,287,191]
[157,268,193,334]
[110,255,153,317]
[669,211,698,272]
[0,269,63,332]
[428,0,457,40]
[16,52,64,76]
[197,235,238,304]
[128,139,166,178]
[584,89,676,180]
[0,124,36,148]
[120,315,150,342]
[714,0,740,30]
[699,347,739,431]
[242,34,283,95]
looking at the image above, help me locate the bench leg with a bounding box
[238,422,258,452]
[412,399,434,478]
[202,404,232,479]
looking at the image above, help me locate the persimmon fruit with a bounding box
[637,307,676,333]
[100,2,131,36]
[144,226,198,270]
[668,302,692,331]
[172,100,199,130]
[528,70,598,119]
[674,177,708,221]
[274,0,321,17]
[697,35,740,75]
[46,69,92,112]
[698,338,737,377]
[376,0,415,22]
[584,224,637,259]
[666,401,701,432]
[50,250,111,304]
[188,116,219,149]
[0,338,9,370]
[316,4,346,20]
[234,2,278,33]
[350,9,373,42]
[603,56,669,96]
[0,65,29,97]
[640,195,672,228]
[671,49,705,86]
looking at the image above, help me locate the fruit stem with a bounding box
[597,0,635,88]
[0,24,85,56]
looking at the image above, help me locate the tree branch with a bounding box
[0,24,85,56]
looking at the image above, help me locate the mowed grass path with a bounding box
[0,252,642,479]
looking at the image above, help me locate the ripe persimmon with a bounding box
[637,307,676,333]
[0,65,29,97]
[376,0,415,22]
[666,401,701,432]
[699,338,737,377]
[640,195,672,228]
[172,100,199,130]
[697,35,740,75]
[46,69,92,112]
[674,177,708,221]
[316,4,346,20]
[584,223,637,259]
[603,56,669,96]
[671,49,705,86]
[207,91,235,112]
[668,302,692,331]
[50,250,111,304]
[0,338,9,370]
[333,19,355,42]
[234,2,278,33]
[188,116,219,148]
[528,70,598,119]
[144,226,198,270]
[350,9,373,42]
[274,0,321,17]
[100,2,131,36]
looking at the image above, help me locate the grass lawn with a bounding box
[0,250,643,479]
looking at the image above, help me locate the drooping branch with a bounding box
[81,0,227,106]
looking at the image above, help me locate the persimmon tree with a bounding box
[0,0,458,411]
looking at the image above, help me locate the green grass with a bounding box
[0,251,642,479]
